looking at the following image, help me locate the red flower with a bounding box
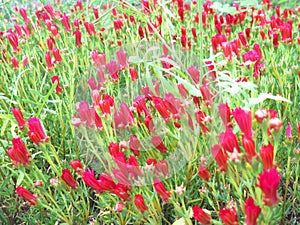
[200,82,213,107]
[153,178,171,202]
[7,138,30,166]
[114,102,134,129]
[192,206,211,224]
[257,169,281,206]
[154,160,169,177]
[242,137,257,162]
[129,135,141,156]
[254,109,268,123]
[195,111,211,134]
[73,29,82,47]
[83,170,102,192]
[244,197,261,225]
[16,186,37,206]
[61,169,77,189]
[259,144,275,170]
[198,166,211,181]
[11,108,26,128]
[6,31,20,52]
[152,136,168,153]
[115,202,124,212]
[114,183,131,201]
[127,156,142,179]
[211,144,228,172]
[218,128,240,153]
[297,122,300,137]
[51,76,63,94]
[219,207,239,225]
[84,22,96,36]
[116,50,128,69]
[218,103,231,128]
[61,13,71,32]
[268,117,283,132]
[129,67,138,81]
[28,117,48,144]
[144,115,154,133]
[187,66,200,84]
[98,174,117,192]
[11,57,19,69]
[45,51,53,70]
[52,48,62,63]
[19,8,30,23]
[134,194,148,214]
[232,107,252,138]
[70,159,83,175]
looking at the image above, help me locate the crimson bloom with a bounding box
[219,128,240,153]
[11,108,26,128]
[153,178,171,202]
[51,76,63,94]
[152,136,168,153]
[232,107,252,138]
[187,66,200,84]
[83,170,102,192]
[73,29,82,47]
[16,186,37,206]
[61,169,77,189]
[242,136,257,162]
[257,169,281,206]
[28,117,48,144]
[70,159,83,175]
[198,166,211,181]
[129,135,141,156]
[219,207,239,225]
[134,194,148,214]
[259,144,275,170]
[244,197,261,225]
[218,103,231,128]
[7,138,30,166]
[211,144,228,172]
[192,205,211,224]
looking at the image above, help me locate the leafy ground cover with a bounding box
[0,0,299,224]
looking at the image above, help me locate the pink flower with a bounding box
[244,197,261,225]
[257,169,281,206]
[286,122,292,138]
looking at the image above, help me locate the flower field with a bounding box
[0,0,299,224]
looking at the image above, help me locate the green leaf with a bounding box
[16,171,24,186]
